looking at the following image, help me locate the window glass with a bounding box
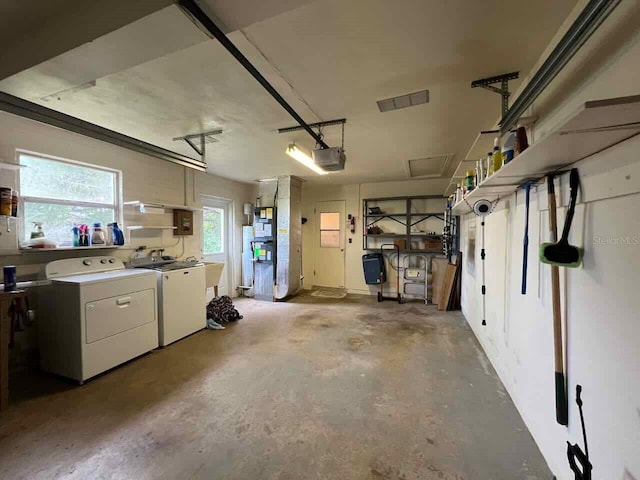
[320,230,340,248]
[20,154,115,204]
[19,153,119,246]
[320,212,340,230]
[319,211,340,248]
[203,207,224,254]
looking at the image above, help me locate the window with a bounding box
[320,212,341,248]
[202,206,224,254]
[19,152,121,246]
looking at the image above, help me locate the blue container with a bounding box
[111,222,125,246]
[3,265,17,292]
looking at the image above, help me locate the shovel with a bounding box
[540,168,583,268]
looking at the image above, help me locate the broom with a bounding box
[540,168,583,268]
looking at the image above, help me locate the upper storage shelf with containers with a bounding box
[448,95,640,215]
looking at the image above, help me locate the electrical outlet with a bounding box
[348,238,352,243]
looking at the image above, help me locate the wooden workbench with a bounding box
[0,290,27,411]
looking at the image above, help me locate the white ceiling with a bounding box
[0,0,577,187]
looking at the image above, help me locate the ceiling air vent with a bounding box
[404,154,451,179]
[377,89,429,112]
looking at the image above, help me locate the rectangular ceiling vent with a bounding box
[377,89,429,113]
[404,154,451,179]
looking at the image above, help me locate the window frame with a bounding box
[319,211,341,248]
[17,150,123,245]
[202,205,225,255]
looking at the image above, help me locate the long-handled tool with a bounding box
[520,180,536,294]
[545,174,569,425]
[473,199,493,326]
[567,385,592,479]
[541,168,583,268]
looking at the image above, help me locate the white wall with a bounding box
[0,110,256,293]
[301,178,448,294]
[459,18,640,480]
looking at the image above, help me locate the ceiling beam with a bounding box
[178,0,330,150]
[0,91,206,171]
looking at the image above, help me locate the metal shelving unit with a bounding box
[362,195,447,254]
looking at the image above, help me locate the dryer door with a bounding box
[85,288,156,343]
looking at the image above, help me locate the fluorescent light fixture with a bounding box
[285,144,328,175]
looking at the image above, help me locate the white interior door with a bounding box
[201,196,232,297]
[313,200,346,288]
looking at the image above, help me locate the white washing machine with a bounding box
[39,256,159,383]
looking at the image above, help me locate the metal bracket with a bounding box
[279,118,347,150]
[278,118,346,134]
[471,72,519,116]
[172,129,223,161]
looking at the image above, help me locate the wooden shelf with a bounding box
[126,225,177,231]
[450,95,640,215]
[124,201,201,212]
[0,162,26,170]
[464,117,537,161]
[20,245,123,252]
[465,130,499,161]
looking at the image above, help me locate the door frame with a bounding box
[200,194,234,297]
[313,200,346,288]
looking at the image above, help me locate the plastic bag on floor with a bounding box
[206,295,242,329]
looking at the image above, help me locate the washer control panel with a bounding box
[45,256,125,279]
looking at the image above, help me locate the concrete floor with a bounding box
[0,293,551,480]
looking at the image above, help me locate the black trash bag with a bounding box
[206,295,243,326]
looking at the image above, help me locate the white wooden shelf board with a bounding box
[126,225,177,230]
[465,130,499,161]
[124,200,201,212]
[450,95,640,215]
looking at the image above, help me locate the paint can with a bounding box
[3,266,17,292]
[0,188,12,216]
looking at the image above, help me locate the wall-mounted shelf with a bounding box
[363,195,447,254]
[124,200,201,212]
[20,245,123,252]
[126,225,177,231]
[450,95,640,215]
[0,162,26,170]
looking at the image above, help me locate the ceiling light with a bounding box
[285,144,328,175]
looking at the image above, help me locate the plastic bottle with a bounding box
[464,169,475,192]
[491,138,503,174]
[486,152,493,176]
[111,222,125,246]
[72,225,80,247]
[502,130,516,164]
[91,222,105,245]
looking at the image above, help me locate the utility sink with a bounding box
[203,262,224,295]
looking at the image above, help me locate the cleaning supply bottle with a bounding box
[72,225,80,247]
[491,138,503,174]
[502,130,516,165]
[464,170,475,193]
[111,222,125,246]
[486,152,494,176]
[91,222,106,245]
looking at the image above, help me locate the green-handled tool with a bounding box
[540,168,583,268]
